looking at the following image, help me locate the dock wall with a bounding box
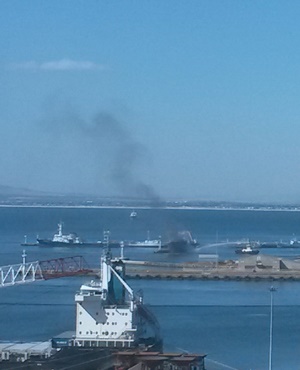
[122,257,300,281]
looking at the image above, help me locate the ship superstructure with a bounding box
[73,251,161,350]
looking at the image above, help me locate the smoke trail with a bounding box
[90,112,161,205]
[38,104,161,204]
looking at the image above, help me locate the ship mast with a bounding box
[57,222,63,237]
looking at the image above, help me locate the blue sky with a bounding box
[1,1,300,203]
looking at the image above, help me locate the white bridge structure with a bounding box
[0,251,43,287]
[0,251,91,288]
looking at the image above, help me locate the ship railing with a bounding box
[72,338,136,348]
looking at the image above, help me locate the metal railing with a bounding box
[0,255,91,288]
[0,261,43,287]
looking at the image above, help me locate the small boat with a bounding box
[130,210,137,219]
[235,245,259,255]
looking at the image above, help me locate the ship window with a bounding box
[86,332,89,335]
[107,322,109,325]
[96,312,98,315]
[79,322,82,325]
[79,331,82,334]
[112,312,114,315]
[125,322,127,326]
[105,331,108,335]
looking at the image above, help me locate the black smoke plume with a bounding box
[90,112,161,205]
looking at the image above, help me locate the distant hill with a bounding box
[0,184,299,210]
[0,184,42,196]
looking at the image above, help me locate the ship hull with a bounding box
[162,239,197,253]
[36,239,102,248]
[0,339,164,370]
[126,242,161,248]
[0,348,113,370]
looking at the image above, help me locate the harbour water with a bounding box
[1,207,300,369]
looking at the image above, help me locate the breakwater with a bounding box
[122,258,300,281]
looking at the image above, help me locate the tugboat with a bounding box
[235,245,260,255]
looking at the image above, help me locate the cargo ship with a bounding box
[0,251,163,369]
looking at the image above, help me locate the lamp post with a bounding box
[268,286,277,370]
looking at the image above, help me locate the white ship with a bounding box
[62,251,162,350]
[36,222,102,247]
[0,251,163,368]
[126,231,162,249]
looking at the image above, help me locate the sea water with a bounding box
[1,207,300,369]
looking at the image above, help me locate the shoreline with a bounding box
[0,204,300,212]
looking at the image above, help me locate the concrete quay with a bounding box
[122,255,300,281]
